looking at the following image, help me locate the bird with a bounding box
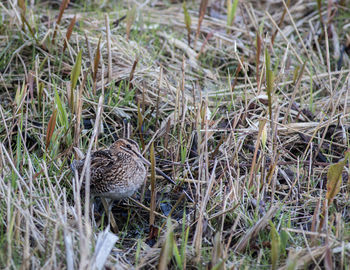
[71,138,148,232]
[71,138,147,200]
[70,138,193,232]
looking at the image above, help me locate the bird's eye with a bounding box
[126,144,132,150]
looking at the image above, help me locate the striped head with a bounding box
[109,138,142,157]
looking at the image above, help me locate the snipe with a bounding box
[71,138,193,232]
[71,138,147,200]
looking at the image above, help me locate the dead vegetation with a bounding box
[0,0,350,269]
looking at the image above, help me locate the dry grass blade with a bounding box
[282,61,306,125]
[231,55,243,91]
[194,0,209,48]
[256,33,262,91]
[137,100,145,150]
[196,31,213,59]
[91,229,119,270]
[63,230,74,270]
[248,118,266,189]
[84,31,93,64]
[280,246,328,270]
[316,0,325,29]
[45,107,57,150]
[52,0,70,44]
[105,14,112,82]
[265,48,274,121]
[310,198,321,244]
[18,0,26,29]
[155,66,162,131]
[18,0,26,13]
[63,15,77,52]
[211,233,224,269]
[37,82,43,112]
[194,159,218,261]
[271,0,290,45]
[92,36,101,95]
[128,57,138,90]
[235,205,279,253]
[149,142,156,227]
[324,244,333,270]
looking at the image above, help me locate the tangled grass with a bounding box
[0,0,350,269]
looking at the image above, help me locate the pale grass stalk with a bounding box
[324,24,332,94]
[6,180,12,268]
[105,14,112,83]
[72,96,104,268]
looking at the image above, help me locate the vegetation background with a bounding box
[0,0,350,269]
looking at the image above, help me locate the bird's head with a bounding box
[110,138,142,157]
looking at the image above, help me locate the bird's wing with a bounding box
[89,150,115,187]
[71,150,113,173]
[73,150,115,189]
[75,150,135,193]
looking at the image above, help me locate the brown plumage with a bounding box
[71,138,147,200]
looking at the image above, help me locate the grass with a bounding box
[1,0,350,269]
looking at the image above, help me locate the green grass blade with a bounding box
[70,50,82,93]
